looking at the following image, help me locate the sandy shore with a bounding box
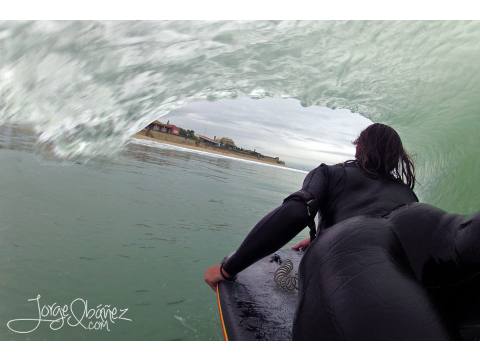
[133,132,285,166]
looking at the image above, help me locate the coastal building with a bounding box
[145,120,180,136]
[198,135,221,147]
[139,121,285,165]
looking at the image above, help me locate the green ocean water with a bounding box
[1,21,479,213]
[0,20,479,339]
[0,129,308,340]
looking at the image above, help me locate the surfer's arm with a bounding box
[222,199,312,276]
[222,164,329,276]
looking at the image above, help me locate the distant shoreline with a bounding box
[134,131,286,167]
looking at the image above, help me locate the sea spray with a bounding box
[1,21,479,211]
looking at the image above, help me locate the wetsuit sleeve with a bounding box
[222,164,329,276]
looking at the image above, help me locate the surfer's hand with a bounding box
[204,264,227,291]
[292,237,311,251]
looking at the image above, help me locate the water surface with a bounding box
[0,129,307,340]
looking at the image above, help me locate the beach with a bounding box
[134,131,285,167]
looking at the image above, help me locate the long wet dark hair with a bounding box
[353,123,416,190]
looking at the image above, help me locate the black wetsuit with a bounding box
[223,160,480,340]
[294,203,480,340]
[223,160,418,275]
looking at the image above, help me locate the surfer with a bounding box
[204,123,480,340]
[205,123,417,288]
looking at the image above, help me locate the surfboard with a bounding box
[216,249,303,341]
[215,248,480,340]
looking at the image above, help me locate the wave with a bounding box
[1,21,479,212]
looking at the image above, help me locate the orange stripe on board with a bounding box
[216,284,229,341]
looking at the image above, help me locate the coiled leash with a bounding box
[270,253,298,291]
[273,257,298,291]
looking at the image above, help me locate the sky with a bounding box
[161,97,372,170]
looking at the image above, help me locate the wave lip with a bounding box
[1,21,479,211]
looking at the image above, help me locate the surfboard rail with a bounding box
[216,284,229,341]
[215,249,302,341]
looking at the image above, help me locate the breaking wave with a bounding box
[1,21,479,212]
